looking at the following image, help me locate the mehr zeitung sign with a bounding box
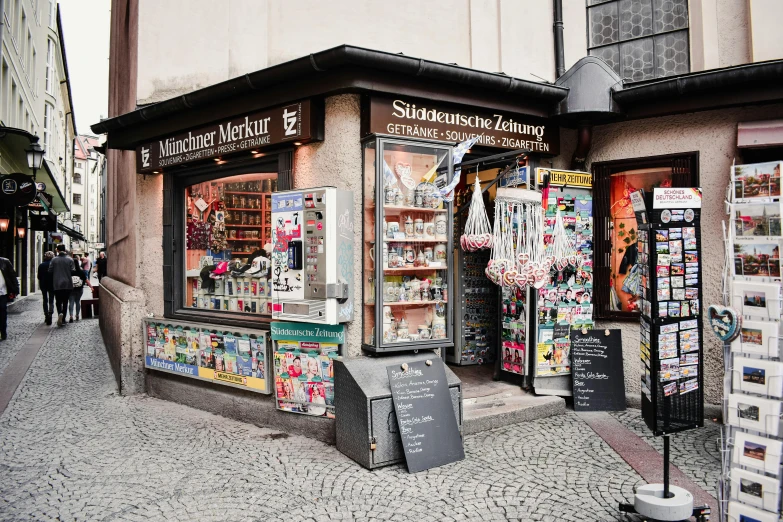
[363,96,559,155]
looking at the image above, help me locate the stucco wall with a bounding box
[293,94,364,356]
[588,103,783,406]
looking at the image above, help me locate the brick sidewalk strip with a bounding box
[579,411,718,515]
[0,322,50,415]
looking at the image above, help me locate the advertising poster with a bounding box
[270,322,344,418]
[144,320,269,393]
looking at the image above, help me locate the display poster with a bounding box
[535,168,592,188]
[387,359,464,473]
[536,191,595,377]
[271,322,343,417]
[144,319,269,393]
[570,329,626,412]
[652,187,702,209]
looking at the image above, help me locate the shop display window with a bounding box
[363,138,454,352]
[592,153,698,319]
[184,172,277,315]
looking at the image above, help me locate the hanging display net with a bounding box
[545,208,580,272]
[486,188,546,290]
[460,177,492,252]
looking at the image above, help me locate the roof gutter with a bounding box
[614,59,783,104]
[56,7,77,136]
[92,44,567,135]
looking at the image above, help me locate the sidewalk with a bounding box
[0,300,721,522]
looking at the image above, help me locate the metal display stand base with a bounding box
[618,436,710,521]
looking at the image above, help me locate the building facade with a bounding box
[0,0,76,294]
[95,0,783,427]
[73,134,103,259]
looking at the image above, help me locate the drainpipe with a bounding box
[0,0,5,56]
[571,122,593,171]
[553,0,566,79]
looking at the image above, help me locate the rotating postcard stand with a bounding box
[618,188,710,522]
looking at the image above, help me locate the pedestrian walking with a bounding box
[81,254,92,281]
[49,244,75,327]
[0,256,19,340]
[37,251,55,325]
[95,252,107,283]
[68,259,92,323]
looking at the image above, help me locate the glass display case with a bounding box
[362,138,455,353]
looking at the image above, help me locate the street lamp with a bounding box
[0,215,9,233]
[25,142,45,180]
[17,227,25,239]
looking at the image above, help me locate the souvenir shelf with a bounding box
[718,161,782,522]
[362,138,455,353]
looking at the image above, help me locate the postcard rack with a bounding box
[718,161,783,522]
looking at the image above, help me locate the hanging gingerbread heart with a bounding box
[706,305,741,342]
[532,269,548,289]
[517,253,530,266]
[395,162,416,189]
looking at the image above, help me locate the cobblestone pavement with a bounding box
[0,296,47,379]
[0,305,719,522]
[609,411,721,497]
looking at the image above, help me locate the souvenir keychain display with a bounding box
[535,192,594,378]
[460,176,493,252]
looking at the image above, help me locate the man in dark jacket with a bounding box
[48,244,75,327]
[0,257,19,340]
[95,251,107,282]
[37,251,55,325]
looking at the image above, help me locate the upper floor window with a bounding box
[48,0,56,28]
[43,102,53,157]
[73,194,82,205]
[73,172,82,184]
[45,39,55,94]
[587,0,689,82]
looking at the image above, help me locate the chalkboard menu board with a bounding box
[387,359,465,473]
[570,329,626,411]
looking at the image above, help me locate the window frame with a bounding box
[72,193,82,205]
[586,0,690,82]
[591,151,699,321]
[163,151,294,329]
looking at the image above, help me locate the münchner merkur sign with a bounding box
[363,96,559,155]
[135,100,321,173]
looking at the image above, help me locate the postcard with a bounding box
[733,242,782,278]
[728,393,783,437]
[684,288,699,299]
[661,358,680,372]
[657,254,671,266]
[656,242,669,254]
[655,230,669,242]
[663,381,678,396]
[690,299,700,316]
[680,353,699,365]
[671,276,684,288]
[670,253,683,263]
[733,431,783,475]
[731,319,780,358]
[657,277,671,289]
[669,240,683,253]
[659,333,677,343]
[660,323,679,334]
[685,274,699,286]
[732,201,782,240]
[684,251,699,263]
[668,302,681,317]
[657,304,668,317]
[672,288,685,300]
[727,500,780,522]
[735,280,783,319]
[658,369,680,381]
[730,468,781,512]
[685,263,699,274]
[732,161,782,202]
[656,266,670,277]
[682,227,696,239]
[680,319,698,330]
[680,364,698,378]
[679,378,698,395]
[732,357,783,398]
[683,237,697,250]
[657,288,670,301]
[659,345,678,359]
[668,228,682,240]
[671,263,684,276]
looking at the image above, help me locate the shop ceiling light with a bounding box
[0,215,9,233]
[293,142,302,146]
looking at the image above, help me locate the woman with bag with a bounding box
[69,255,93,323]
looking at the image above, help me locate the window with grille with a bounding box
[587,0,689,82]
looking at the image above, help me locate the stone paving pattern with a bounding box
[0,301,719,521]
[609,410,721,497]
[0,297,48,379]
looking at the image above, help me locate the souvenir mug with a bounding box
[435,214,448,239]
[404,244,415,265]
[424,220,436,239]
[434,243,447,262]
[382,306,394,323]
[384,282,399,301]
[383,322,397,343]
[414,218,424,239]
[397,317,409,340]
[404,216,414,237]
[424,247,434,262]
[418,325,432,340]
[384,185,396,205]
[388,249,399,268]
[387,220,399,239]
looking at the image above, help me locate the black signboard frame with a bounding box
[570,329,626,412]
[633,189,705,436]
[386,359,465,473]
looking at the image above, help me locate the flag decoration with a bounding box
[441,135,481,202]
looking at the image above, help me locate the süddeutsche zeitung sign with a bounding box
[363,96,559,155]
[135,100,320,173]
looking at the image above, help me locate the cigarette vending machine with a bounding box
[271,187,354,324]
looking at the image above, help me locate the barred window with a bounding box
[587,0,689,82]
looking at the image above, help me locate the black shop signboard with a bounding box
[387,359,464,473]
[570,329,626,412]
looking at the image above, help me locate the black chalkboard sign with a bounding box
[386,359,464,473]
[570,329,626,412]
